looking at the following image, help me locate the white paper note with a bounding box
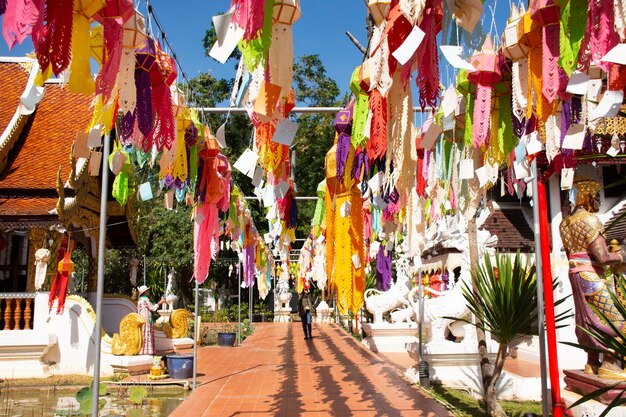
[368,172,382,192]
[441,86,457,117]
[459,159,474,179]
[87,126,102,148]
[212,10,234,47]
[560,168,574,189]
[272,118,299,146]
[565,71,589,95]
[139,182,153,201]
[275,180,290,199]
[591,90,624,120]
[420,119,442,150]
[262,186,276,207]
[513,160,531,180]
[475,165,489,187]
[74,132,90,158]
[392,26,425,65]
[89,151,102,176]
[607,145,620,157]
[525,131,543,155]
[209,23,245,64]
[233,149,259,177]
[251,166,264,188]
[440,45,475,71]
[587,79,602,102]
[601,43,626,65]
[562,123,585,150]
[215,122,227,148]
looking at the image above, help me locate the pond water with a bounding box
[0,385,189,416]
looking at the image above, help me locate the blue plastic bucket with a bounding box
[166,354,194,379]
[217,332,236,346]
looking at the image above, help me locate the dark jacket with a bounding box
[298,292,312,317]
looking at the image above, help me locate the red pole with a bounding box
[537,179,563,417]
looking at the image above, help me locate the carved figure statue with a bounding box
[407,271,472,343]
[164,270,179,311]
[129,258,140,286]
[112,312,146,356]
[162,308,191,339]
[408,213,497,344]
[364,246,412,323]
[559,177,626,379]
[34,248,51,291]
[276,275,292,309]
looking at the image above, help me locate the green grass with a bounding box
[425,384,543,417]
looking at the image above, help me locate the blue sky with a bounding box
[0,1,368,92]
[1,1,509,104]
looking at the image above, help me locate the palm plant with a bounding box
[455,251,542,417]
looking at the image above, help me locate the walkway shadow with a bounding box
[262,325,305,416]
[314,325,444,416]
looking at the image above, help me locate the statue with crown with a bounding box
[560,177,626,402]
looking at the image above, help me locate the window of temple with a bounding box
[0,232,28,292]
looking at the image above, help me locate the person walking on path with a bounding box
[298,287,313,340]
[137,285,165,355]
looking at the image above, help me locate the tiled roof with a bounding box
[605,202,626,243]
[0,196,58,216]
[0,62,29,134]
[481,208,536,250]
[0,78,92,191]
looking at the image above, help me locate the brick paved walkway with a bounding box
[170,322,453,417]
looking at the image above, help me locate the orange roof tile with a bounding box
[0,78,93,190]
[0,196,58,216]
[0,62,29,135]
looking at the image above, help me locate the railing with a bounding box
[0,293,35,330]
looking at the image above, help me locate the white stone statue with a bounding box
[163,270,178,311]
[408,212,497,345]
[364,243,413,324]
[276,277,292,309]
[34,248,51,291]
[129,258,140,286]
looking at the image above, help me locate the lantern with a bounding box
[273,0,301,25]
[74,0,105,19]
[368,0,391,25]
[94,0,133,25]
[135,38,157,140]
[517,11,541,48]
[171,85,187,118]
[468,35,501,149]
[531,0,561,103]
[90,24,104,65]
[123,10,147,49]
[501,4,528,61]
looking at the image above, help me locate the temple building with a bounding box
[0,57,137,299]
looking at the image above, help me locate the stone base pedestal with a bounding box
[314,301,333,323]
[274,308,292,323]
[563,388,626,417]
[405,340,540,401]
[172,338,194,351]
[109,355,153,375]
[564,369,626,405]
[361,322,418,353]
